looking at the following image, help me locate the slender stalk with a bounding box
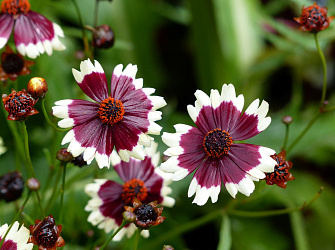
[286,112,321,153]
[35,190,45,217]
[93,0,99,28]
[99,220,130,250]
[134,229,142,250]
[282,123,290,150]
[41,99,68,132]
[58,163,67,224]
[0,191,31,248]
[142,208,224,249]
[314,33,327,105]
[228,187,323,218]
[19,121,36,178]
[71,0,91,56]
[45,163,62,213]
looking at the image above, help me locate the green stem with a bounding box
[93,0,99,28]
[41,99,68,132]
[228,187,323,218]
[19,121,36,178]
[71,0,91,56]
[286,112,321,153]
[0,191,31,248]
[134,229,142,250]
[45,163,62,213]
[282,123,290,150]
[99,220,130,250]
[58,163,67,224]
[35,190,45,217]
[142,208,224,249]
[314,33,327,105]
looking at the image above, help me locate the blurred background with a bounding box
[1,0,335,249]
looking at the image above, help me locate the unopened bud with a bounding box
[282,116,293,125]
[122,211,136,223]
[163,245,174,250]
[56,148,73,162]
[26,178,40,191]
[27,77,48,99]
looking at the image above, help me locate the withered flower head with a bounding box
[2,88,39,121]
[71,153,87,167]
[294,2,334,33]
[92,24,115,49]
[0,171,24,202]
[0,45,34,81]
[28,215,65,250]
[27,77,48,99]
[124,198,165,230]
[264,150,295,189]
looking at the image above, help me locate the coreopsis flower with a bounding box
[0,137,6,156]
[124,198,165,230]
[160,84,276,206]
[0,0,65,59]
[2,89,38,121]
[28,215,65,250]
[52,59,166,168]
[85,143,174,241]
[294,2,334,33]
[265,150,295,188]
[0,171,24,202]
[0,45,34,81]
[0,221,33,250]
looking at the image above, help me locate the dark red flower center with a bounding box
[1,0,31,15]
[122,178,148,204]
[203,129,233,158]
[2,53,24,74]
[266,155,290,183]
[302,6,327,27]
[98,97,124,126]
[2,90,36,119]
[33,227,58,248]
[134,204,158,225]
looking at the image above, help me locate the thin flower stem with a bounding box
[45,163,62,213]
[142,208,224,249]
[71,0,91,56]
[58,163,67,224]
[35,190,45,218]
[93,0,99,28]
[314,33,327,105]
[282,123,290,150]
[19,121,36,178]
[227,187,323,218]
[286,112,321,153]
[134,229,142,250]
[0,191,32,248]
[41,99,68,132]
[99,220,130,250]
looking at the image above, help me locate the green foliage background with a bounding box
[1,0,335,249]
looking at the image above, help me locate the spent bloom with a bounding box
[92,24,115,49]
[2,88,38,121]
[161,84,276,206]
[85,143,174,241]
[294,2,334,33]
[124,198,165,230]
[0,45,34,81]
[0,0,65,58]
[0,171,24,202]
[265,150,295,189]
[52,59,166,168]
[0,221,33,250]
[28,215,65,250]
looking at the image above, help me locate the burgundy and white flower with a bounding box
[0,221,33,250]
[85,143,175,241]
[52,59,166,168]
[160,84,276,206]
[0,0,65,59]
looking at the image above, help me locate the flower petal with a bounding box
[0,14,14,49]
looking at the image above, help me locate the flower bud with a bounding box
[26,178,40,191]
[56,148,73,163]
[27,77,48,99]
[163,245,174,250]
[282,116,293,125]
[92,25,115,49]
[122,211,136,223]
